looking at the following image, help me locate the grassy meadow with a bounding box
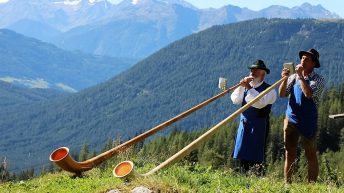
[1,160,343,193]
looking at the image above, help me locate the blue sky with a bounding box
[108,0,344,17]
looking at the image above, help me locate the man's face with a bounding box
[250,68,266,80]
[301,53,315,70]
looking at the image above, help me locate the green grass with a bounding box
[1,162,344,193]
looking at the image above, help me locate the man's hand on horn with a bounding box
[240,76,254,89]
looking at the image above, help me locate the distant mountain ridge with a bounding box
[0,0,341,57]
[1,18,343,173]
[0,29,137,91]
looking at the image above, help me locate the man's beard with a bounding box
[251,77,262,85]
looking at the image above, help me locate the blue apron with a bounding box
[232,82,271,162]
[286,79,317,139]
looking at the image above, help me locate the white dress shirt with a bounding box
[230,81,277,109]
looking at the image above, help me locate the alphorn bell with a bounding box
[50,82,241,174]
[141,76,288,176]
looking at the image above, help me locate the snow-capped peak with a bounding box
[127,0,195,8]
[131,0,139,5]
[88,0,97,4]
[52,0,81,6]
[53,0,101,6]
[64,0,81,5]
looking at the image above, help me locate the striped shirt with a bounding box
[286,71,325,106]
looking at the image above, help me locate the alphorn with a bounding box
[141,76,287,176]
[50,83,241,174]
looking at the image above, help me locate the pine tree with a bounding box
[1,157,10,182]
[78,143,90,161]
[102,138,113,152]
[17,168,34,181]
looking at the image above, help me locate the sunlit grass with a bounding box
[1,162,344,193]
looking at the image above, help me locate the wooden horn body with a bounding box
[50,83,241,174]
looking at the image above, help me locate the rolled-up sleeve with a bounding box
[285,74,296,96]
[231,86,245,105]
[309,74,325,106]
[245,88,277,109]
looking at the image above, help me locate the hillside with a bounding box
[1,18,344,173]
[0,29,137,91]
[0,81,67,107]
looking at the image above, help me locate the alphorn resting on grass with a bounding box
[50,82,241,174]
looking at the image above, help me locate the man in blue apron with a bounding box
[279,48,325,183]
[231,59,277,174]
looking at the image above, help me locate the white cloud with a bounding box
[0,0,9,4]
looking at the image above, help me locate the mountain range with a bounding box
[0,0,341,58]
[1,18,344,173]
[0,29,137,91]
